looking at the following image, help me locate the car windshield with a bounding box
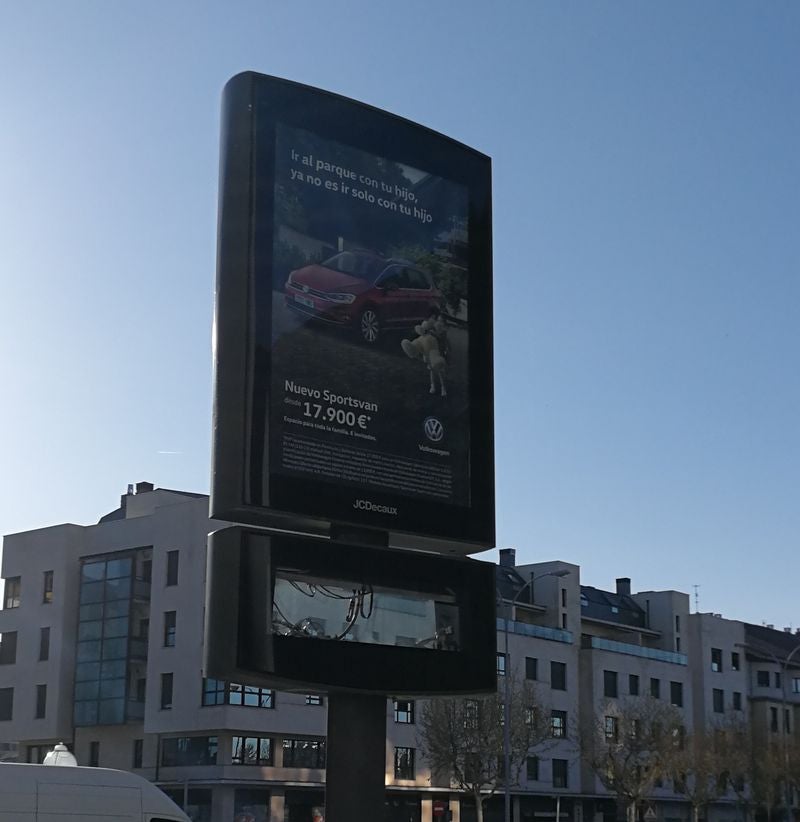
[320,252,385,281]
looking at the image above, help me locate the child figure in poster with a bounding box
[400,308,448,397]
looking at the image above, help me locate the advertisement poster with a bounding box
[265,123,472,507]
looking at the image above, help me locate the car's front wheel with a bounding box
[358,307,381,344]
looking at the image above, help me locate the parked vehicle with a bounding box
[285,250,442,344]
[0,761,189,822]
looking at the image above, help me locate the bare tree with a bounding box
[418,675,551,822]
[671,723,746,822]
[580,697,684,822]
[750,740,785,822]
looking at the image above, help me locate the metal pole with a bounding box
[504,606,511,822]
[781,646,800,822]
[326,692,387,822]
[501,568,570,822]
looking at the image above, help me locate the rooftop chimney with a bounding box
[616,577,631,596]
[499,548,516,568]
[135,481,154,495]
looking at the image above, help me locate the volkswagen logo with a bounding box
[424,416,444,442]
[302,284,310,293]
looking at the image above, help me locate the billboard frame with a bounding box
[211,72,495,554]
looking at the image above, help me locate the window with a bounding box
[394,699,414,724]
[496,652,506,676]
[232,736,273,765]
[676,637,681,653]
[561,589,567,607]
[650,678,661,699]
[166,551,179,586]
[711,648,722,672]
[527,756,539,781]
[394,747,415,780]
[282,738,326,769]
[228,683,274,708]
[561,613,568,629]
[0,631,17,665]
[604,715,618,741]
[670,681,684,707]
[464,699,480,729]
[89,741,100,767]
[675,615,680,632]
[775,672,782,689]
[551,709,567,738]
[0,688,13,721]
[42,571,54,604]
[39,627,50,661]
[35,684,46,719]
[552,758,568,788]
[629,674,640,696]
[604,670,618,698]
[201,677,227,706]
[133,738,143,768]
[163,611,176,647]
[305,694,324,706]
[757,670,770,687]
[160,673,173,710]
[551,661,566,690]
[3,577,21,609]
[712,688,724,713]
[770,707,779,732]
[793,678,800,695]
[733,691,742,710]
[525,657,538,680]
[161,736,218,766]
[731,652,740,671]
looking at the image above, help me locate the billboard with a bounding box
[211,73,494,553]
[204,527,497,694]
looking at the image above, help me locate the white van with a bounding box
[0,762,190,822]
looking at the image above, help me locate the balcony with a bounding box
[582,635,687,665]
[496,618,573,644]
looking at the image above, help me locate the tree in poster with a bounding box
[417,676,550,822]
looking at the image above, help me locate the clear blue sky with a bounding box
[1,2,797,627]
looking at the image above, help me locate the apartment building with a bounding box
[1,484,798,822]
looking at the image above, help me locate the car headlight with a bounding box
[326,293,356,304]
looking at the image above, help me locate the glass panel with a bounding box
[74,680,100,700]
[75,661,101,682]
[74,701,98,725]
[80,603,104,621]
[102,637,128,660]
[101,660,127,679]
[77,640,101,662]
[244,686,259,707]
[105,576,131,600]
[258,738,272,763]
[98,698,125,724]
[78,621,103,641]
[81,562,106,582]
[103,617,129,638]
[99,678,126,699]
[272,570,460,650]
[106,558,132,579]
[80,581,105,604]
[105,599,129,618]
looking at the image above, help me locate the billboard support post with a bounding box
[326,692,387,822]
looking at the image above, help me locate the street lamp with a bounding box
[500,567,571,822]
[738,640,800,820]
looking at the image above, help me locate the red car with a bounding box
[285,251,442,344]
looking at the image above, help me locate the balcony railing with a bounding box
[496,618,573,644]
[583,635,688,665]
